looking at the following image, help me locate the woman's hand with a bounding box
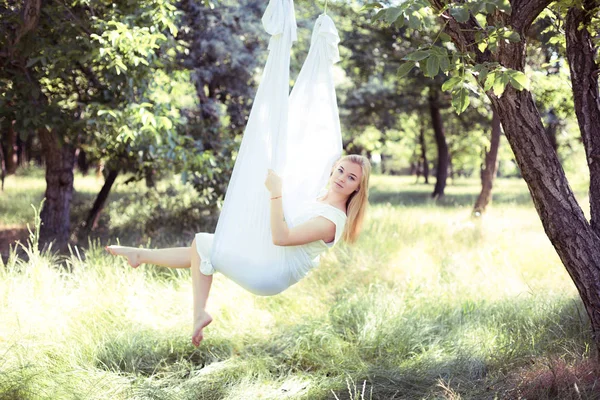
[264,169,282,196]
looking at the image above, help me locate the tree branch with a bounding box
[510,0,555,33]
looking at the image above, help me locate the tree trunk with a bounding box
[0,142,5,191]
[491,85,600,360]
[84,168,119,232]
[39,128,76,252]
[3,120,18,174]
[434,0,600,359]
[76,148,90,175]
[429,88,448,198]
[545,110,559,154]
[566,0,600,237]
[419,123,429,184]
[473,111,501,215]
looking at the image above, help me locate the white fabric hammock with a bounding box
[201,0,342,295]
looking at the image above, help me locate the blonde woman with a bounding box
[106,154,371,346]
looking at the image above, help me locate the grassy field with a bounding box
[0,170,598,399]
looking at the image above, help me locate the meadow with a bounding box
[0,169,597,399]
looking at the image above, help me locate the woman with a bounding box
[106,154,371,346]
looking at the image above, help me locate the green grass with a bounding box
[0,170,598,399]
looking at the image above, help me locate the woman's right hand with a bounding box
[264,169,282,196]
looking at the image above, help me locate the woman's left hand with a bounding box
[264,169,282,196]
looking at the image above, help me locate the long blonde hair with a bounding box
[334,154,371,244]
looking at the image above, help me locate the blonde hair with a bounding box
[333,154,371,244]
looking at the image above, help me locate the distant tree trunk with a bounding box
[3,120,18,174]
[0,143,5,191]
[419,124,429,184]
[16,134,25,167]
[76,148,90,175]
[429,88,448,198]
[545,109,559,154]
[39,128,76,251]
[473,111,501,215]
[84,168,119,232]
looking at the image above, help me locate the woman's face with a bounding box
[330,160,362,197]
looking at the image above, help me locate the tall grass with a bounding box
[0,172,597,399]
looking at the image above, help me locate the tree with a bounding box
[473,111,501,215]
[0,0,187,250]
[367,0,600,357]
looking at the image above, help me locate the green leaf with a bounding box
[507,70,528,90]
[485,2,496,13]
[450,5,470,22]
[397,61,417,78]
[408,12,421,29]
[405,50,430,61]
[360,2,384,11]
[505,31,521,42]
[478,41,488,52]
[384,7,404,24]
[438,54,450,72]
[452,87,470,114]
[484,71,496,91]
[493,73,510,96]
[426,56,440,77]
[478,68,489,85]
[442,76,462,91]
[439,32,452,42]
[371,8,387,23]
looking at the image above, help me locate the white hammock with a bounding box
[197,0,342,296]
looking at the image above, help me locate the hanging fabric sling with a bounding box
[195,0,342,296]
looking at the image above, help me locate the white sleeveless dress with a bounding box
[194,199,347,296]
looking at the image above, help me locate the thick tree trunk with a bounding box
[39,129,76,252]
[491,86,600,360]
[473,111,501,215]
[419,124,429,184]
[566,1,600,237]
[429,88,448,198]
[84,168,119,232]
[433,0,600,359]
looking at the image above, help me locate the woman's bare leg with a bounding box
[108,239,213,346]
[105,245,191,269]
[190,237,213,347]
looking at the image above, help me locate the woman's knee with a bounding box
[190,237,201,261]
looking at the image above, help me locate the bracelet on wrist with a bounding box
[270,195,282,200]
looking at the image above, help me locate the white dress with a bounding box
[194,200,347,296]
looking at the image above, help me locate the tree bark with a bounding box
[419,123,430,184]
[490,85,600,360]
[566,0,600,237]
[84,168,119,233]
[473,111,501,215]
[39,129,76,252]
[429,88,448,198]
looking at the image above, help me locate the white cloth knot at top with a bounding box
[315,14,340,64]
[262,0,298,42]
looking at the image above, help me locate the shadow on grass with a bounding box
[369,187,536,208]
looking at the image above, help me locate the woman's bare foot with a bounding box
[192,312,213,347]
[105,245,143,268]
